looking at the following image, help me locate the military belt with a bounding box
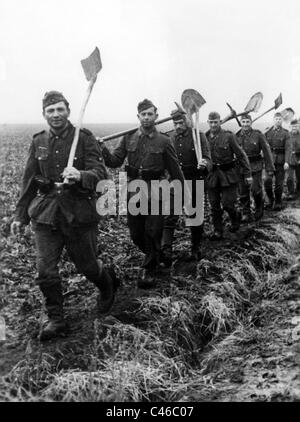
[272,148,285,153]
[125,165,164,181]
[212,161,235,171]
[248,154,262,163]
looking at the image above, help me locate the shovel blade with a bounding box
[81,47,102,81]
[281,107,295,123]
[244,92,263,113]
[181,89,206,116]
[274,93,283,110]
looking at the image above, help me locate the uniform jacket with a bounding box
[170,128,212,178]
[205,128,251,188]
[15,122,107,226]
[102,127,185,184]
[288,132,300,167]
[265,126,291,165]
[236,128,275,173]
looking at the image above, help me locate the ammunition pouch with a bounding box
[212,160,236,171]
[182,164,208,178]
[125,165,164,181]
[34,175,54,194]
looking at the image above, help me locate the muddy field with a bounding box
[0,124,299,402]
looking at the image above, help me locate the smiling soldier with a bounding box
[11,91,118,341]
[99,99,186,288]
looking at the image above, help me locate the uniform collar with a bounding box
[241,127,252,135]
[208,127,222,138]
[49,121,73,140]
[138,126,157,139]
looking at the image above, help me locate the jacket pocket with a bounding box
[35,146,49,161]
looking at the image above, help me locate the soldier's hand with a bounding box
[96,137,105,146]
[284,162,289,171]
[62,167,81,183]
[10,221,24,236]
[245,176,253,186]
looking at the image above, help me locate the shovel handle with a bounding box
[252,106,275,123]
[64,77,96,183]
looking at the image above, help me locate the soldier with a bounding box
[286,119,300,200]
[236,114,275,222]
[264,112,291,210]
[206,112,252,240]
[11,91,118,341]
[160,109,212,265]
[99,99,186,288]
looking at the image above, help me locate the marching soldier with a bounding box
[264,112,291,210]
[11,91,118,341]
[206,112,252,240]
[236,114,275,222]
[99,99,186,288]
[160,109,212,265]
[286,119,300,200]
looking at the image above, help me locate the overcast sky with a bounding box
[1,0,300,124]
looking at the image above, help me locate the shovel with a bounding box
[221,92,263,125]
[63,47,102,183]
[181,89,206,163]
[181,89,206,226]
[252,93,282,123]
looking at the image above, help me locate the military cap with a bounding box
[137,98,157,113]
[290,119,298,125]
[274,112,282,118]
[171,109,187,121]
[241,114,252,121]
[42,91,69,110]
[208,111,221,120]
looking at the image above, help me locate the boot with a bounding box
[39,283,68,342]
[286,178,295,200]
[254,194,264,221]
[137,269,157,289]
[186,227,202,261]
[273,200,283,211]
[95,260,119,314]
[240,195,252,224]
[160,228,174,268]
[264,197,274,210]
[228,209,241,233]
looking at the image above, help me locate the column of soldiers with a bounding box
[12,92,296,341]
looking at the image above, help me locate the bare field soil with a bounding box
[0,125,299,402]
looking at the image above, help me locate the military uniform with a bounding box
[14,93,117,340]
[101,126,185,274]
[206,128,251,236]
[161,127,212,261]
[264,126,291,208]
[236,127,275,220]
[287,130,300,196]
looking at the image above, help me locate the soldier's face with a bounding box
[241,118,252,130]
[274,116,283,127]
[173,119,187,134]
[43,101,70,130]
[208,119,221,133]
[291,124,299,134]
[138,107,158,129]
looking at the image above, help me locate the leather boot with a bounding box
[286,178,295,200]
[254,194,264,220]
[160,228,174,268]
[187,226,202,261]
[95,260,119,314]
[137,269,157,289]
[240,195,252,223]
[39,283,68,342]
[228,208,241,233]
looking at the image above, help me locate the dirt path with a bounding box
[0,203,300,401]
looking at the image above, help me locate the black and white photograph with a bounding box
[0,0,299,404]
